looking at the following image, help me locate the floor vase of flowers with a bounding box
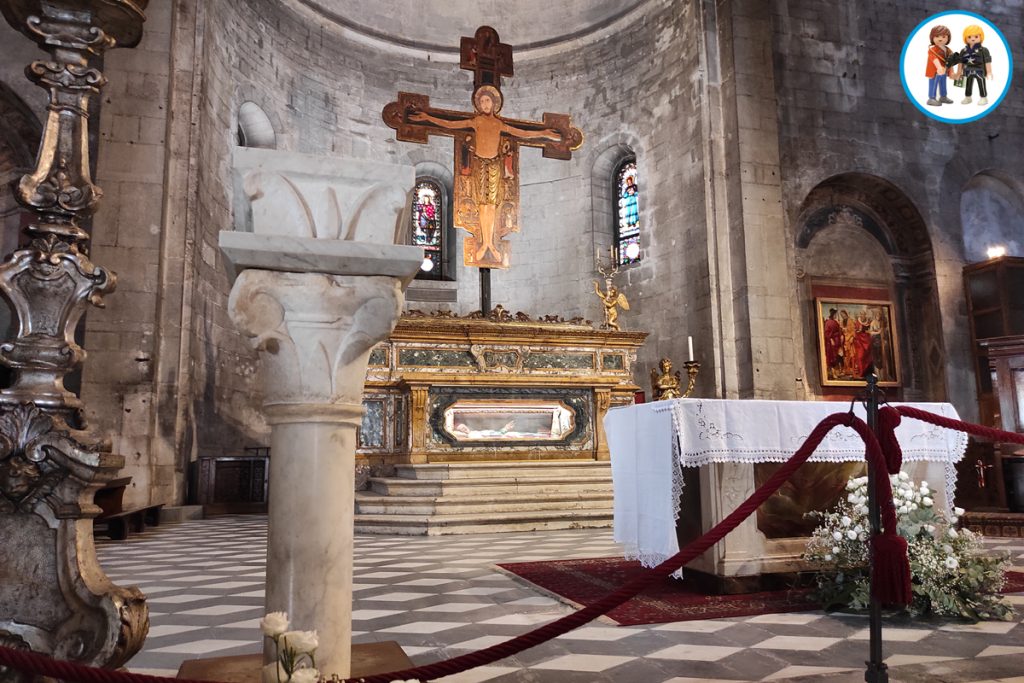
[804,472,1014,621]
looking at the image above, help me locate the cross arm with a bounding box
[382,92,474,144]
[503,112,584,160]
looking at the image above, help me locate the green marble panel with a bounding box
[484,351,519,367]
[399,348,475,367]
[359,400,385,448]
[368,347,388,366]
[522,352,594,369]
[602,354,625,370]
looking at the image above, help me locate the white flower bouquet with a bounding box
[261,612,320,683]
[804,472,1014,621]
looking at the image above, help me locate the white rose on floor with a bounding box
[898,471,910,481]
[833,531,843,541]
[841,516,852,527]
[260,612,289,638]
[954,506,965,516]
[281,630,319,654]
[922,497,933,507]
[846,530,858,540]
[947,528,958,539]
[290,667,320,683]
[945,557,959,570]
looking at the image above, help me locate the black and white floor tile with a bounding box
[96,517,1024,682]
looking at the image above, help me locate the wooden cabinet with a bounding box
[979,337,1024,512]
[192,449,269,514]
[962,258,1024,512]
[964,256,1024,423]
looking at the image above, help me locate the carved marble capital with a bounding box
[228,270,408,408]
[232,147,414,244]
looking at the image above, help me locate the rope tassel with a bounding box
[871,532,912,606]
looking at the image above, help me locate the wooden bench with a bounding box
[93,477,165,541]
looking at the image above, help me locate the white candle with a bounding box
[688,336,694,362]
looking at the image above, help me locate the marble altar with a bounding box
[354,309,647,471]
[606,399,967,581]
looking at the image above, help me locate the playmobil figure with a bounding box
[925,25,953,106]
[950,24,993,105]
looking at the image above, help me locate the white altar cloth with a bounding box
[606,398,967,569]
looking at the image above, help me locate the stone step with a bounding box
[367,475,612,497]
[394,460,610,480]
[354,490,613,515]
[353,508,614,536]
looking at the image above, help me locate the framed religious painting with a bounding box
[815,297,901,387]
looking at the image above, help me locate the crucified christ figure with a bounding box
[409,86,563,265]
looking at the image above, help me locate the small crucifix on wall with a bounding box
[383,26,583,270]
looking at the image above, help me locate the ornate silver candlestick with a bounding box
[0,0,150,669]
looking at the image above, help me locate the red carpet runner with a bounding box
[499,557,1024,626]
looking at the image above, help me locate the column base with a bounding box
[176,642,413,682]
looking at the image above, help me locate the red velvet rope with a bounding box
[894,405,1024,446]
[0,412,903,683]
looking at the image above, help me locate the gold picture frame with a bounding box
[815,297,901,387]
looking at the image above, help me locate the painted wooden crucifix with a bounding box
[383,26,583,270]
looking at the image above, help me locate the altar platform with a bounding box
[606,398,968,588]
[353,308,646,534]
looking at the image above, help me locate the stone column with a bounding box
[0,0,150,671]
[222,148,423,677]
[228,269,416,676]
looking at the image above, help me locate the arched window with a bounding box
[614,157,640,265]
[236,101,276,149]
[412,178,445,280]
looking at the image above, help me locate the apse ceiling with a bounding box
[291,0,655,52]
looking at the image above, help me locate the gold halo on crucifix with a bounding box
[472,85,503,114]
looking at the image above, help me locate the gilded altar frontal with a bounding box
[355,310,645,472]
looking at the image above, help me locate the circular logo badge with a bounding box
[900,11,1013,123]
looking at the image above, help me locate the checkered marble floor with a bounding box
[96,516,1024,682]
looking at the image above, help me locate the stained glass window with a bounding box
[615,158,641,265]
[412,179,444,280]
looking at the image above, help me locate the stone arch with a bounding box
[236,101,277,149]
[959,170,1024,262]
[795,172,945,401]
[589,134,642,270]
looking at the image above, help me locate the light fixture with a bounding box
[625,242,640,260]
[987,245,1007,259]
[420,257,434,272]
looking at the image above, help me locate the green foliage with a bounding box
[804,473,1014,622]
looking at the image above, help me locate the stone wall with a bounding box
[78,1,181,507]
[768,0,1024,418]
[180,0,711,473]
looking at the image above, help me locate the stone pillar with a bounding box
[0,0,150,671]
[222,148,422,677]
[228,270,415,676]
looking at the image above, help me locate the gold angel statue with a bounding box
[650,358,683,400]
[594,278,629,331]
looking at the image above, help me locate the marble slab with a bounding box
[219,231,423,284]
